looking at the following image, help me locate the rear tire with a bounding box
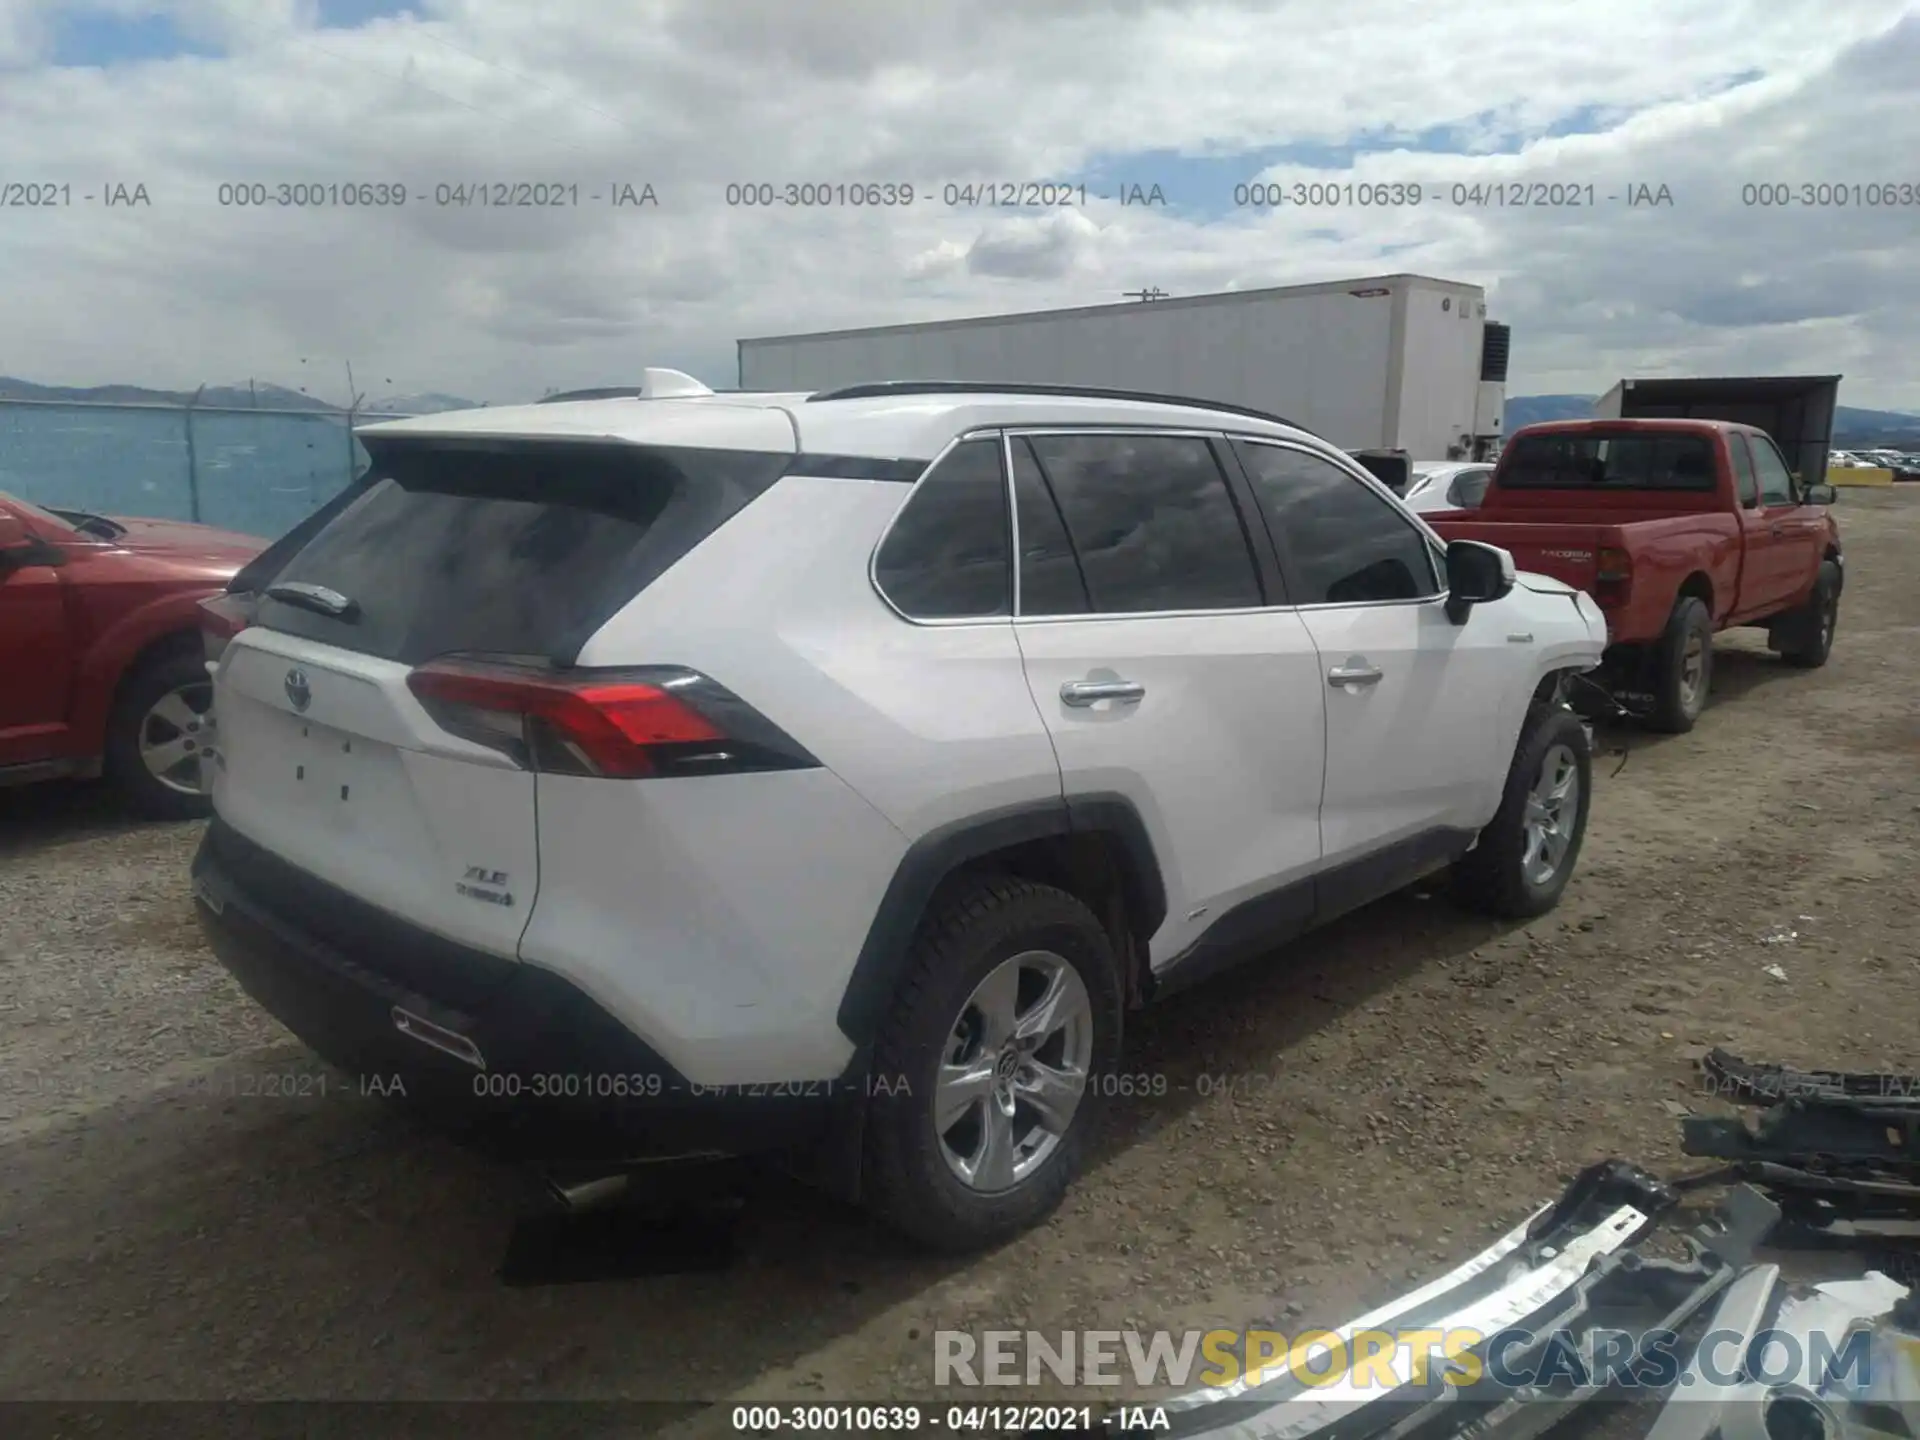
[1648,596,1713,734]
[104,645,216,821]
[1451,707,1592,919]
[862,876,1122,1253]
[1774,561,1840,669]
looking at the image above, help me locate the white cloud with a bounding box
[0,0,1917,408]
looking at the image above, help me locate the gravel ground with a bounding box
[2,489,1917,1425]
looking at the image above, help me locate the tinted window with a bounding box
[258,441,790,665]
[1236,441,1440,605]
[1748,434,1797,505]
[874,439,1012,619]
[1010,438,1090,615]
[1022,434,1262,613]
[1448,468,1493,508]
[1499,432,1717,491]
[1729,435,1759,508]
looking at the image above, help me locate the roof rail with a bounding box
[538,369,715,404]
[804,380,1321,437]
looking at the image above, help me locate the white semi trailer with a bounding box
[737,273,1510,462]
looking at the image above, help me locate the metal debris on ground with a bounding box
[1124,1162,1778,1440]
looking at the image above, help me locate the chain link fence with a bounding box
[0,395,412,539]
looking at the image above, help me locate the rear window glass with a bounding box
[1499,432,1718,491]
[255,440,790,665]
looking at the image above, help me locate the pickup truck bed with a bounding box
[1427,418,1842,733]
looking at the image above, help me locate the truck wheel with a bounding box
[104,645,216,821]
[1774,561,1840,669]
[1451,707,1592,919]
[1648,597,1713,734]
[862,876,1122,1253]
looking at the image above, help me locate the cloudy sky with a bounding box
[2,0,1917,408]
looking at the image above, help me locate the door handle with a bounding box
[1327,664,1384,688]
[1060,679,1145,707]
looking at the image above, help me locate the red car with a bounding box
[0,492,265,818]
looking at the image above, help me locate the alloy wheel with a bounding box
[934,950,1093,1192]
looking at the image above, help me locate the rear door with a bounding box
[211,436,792,969]
[1006,430,1327,969]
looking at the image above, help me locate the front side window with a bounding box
[1235,441,1440,604]
[873,438,1012,619]
[1748,434,1798,506]
[1020,433,1263,614]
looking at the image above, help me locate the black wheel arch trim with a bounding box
[834,792,1167,1046]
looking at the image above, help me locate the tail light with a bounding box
[404,657,819,780]
[198,592,255,664]
[1592,545,1632,609]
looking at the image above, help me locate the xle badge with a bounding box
[456,866,514,908]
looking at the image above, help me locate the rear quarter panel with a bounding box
[1433,513,1741,643]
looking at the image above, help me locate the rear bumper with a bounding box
[190,821,844,1169]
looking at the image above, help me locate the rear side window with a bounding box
[1500,432,1717,491]
[256,440,790,665]
[1235,441,1440,604]
[1010,438,1090,615]
[1022,433,1262,613]
[873,439,1011,619]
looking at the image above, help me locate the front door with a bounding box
[1230,439,1512,913]
[0,502,74,765]
[1748,433,1827,612]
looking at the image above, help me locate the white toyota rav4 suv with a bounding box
[192,374,1607,1251]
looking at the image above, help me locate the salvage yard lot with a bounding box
[2,490,1917,1410]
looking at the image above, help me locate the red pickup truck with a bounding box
[0,492,265,817]
[1427,418,1842,732]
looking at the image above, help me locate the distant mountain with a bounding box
[0,377,481,414]
[1506,395,1920,444]
[366,392,482,415]
[0,375,341,411]
[1504,395,1599,428]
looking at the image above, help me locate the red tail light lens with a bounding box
[405,658,817,780]
[198,592,255,664]
[1589,545,1632,612]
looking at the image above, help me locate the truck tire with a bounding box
[1648,596,1714,734]
[1774,560,1840,669]
[104,644,216,821]
[862,875,1123,1253]
[1451,707,1592,919]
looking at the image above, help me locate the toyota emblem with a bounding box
[284,667,312,712]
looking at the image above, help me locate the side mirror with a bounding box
[0,514,62,573]
[1444,540,1515,624]
[1805,483,1837,506]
